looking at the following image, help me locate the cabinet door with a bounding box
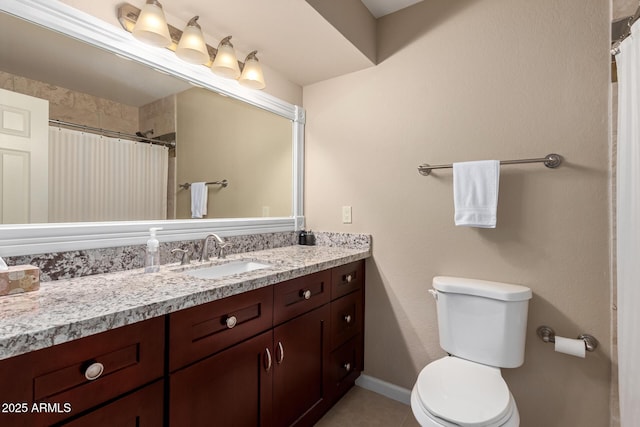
[60,380,163,426]
[273,304,330,427]
[170,330,273,427]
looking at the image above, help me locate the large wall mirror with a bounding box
[0,0,304,256]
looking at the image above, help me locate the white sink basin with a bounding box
[182,261,272,280]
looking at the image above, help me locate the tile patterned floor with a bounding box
[316,386,421,427]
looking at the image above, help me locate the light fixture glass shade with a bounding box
[238,51,266,89]
[132,0,171,47]
[211,37,241,79]
[176,17,209,64]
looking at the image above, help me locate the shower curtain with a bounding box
[49,127,169,222]
[615,20,640,427]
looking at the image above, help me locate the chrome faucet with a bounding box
[171,248,191,265]
[200,233,233,261]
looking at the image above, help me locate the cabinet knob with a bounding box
[343,362,351,372]
[343,274,353,283]
[84,362,104,381]
[226,315,237,329]
[344,314,352,324]
[300,289,312,300]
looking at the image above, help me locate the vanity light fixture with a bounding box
[131,0,171,48]
[238,51,266,90]
[118,2,266,89]
[211,36,241,79]
[176,16,210,64]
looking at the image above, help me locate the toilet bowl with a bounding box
[411,357,519,427]
[410,277,532,427]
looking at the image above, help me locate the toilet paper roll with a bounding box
[554,336,586,358]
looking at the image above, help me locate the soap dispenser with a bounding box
[145,227,163,273]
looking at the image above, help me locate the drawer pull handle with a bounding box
[301,289,312,300]
[276,341,285,364]
[84,362,104,381]
[343,362,351,372]
[226,315,237,329]
[343,274,353,283]
[264,348,272,372]
[344,314,352,324]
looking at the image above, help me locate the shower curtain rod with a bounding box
[611,4,640,55]
[49,119,176,148]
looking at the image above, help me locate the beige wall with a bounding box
[0,70,138,134]
[176,88,292,219]
[306,0,377,63]
[303,0,611,426]
[139,95,176,138]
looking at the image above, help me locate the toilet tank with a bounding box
[432,276,532,368]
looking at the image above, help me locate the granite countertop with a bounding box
[0,244,370,361]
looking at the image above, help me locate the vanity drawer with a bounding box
[60,380,164,426]
[273,269,331,325]
[0,316,164,426]
[328,335,363,401]
[169,286,273,371]
[331,261,364,300]
[330,289,363,349]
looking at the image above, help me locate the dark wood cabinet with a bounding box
[0,316,164,426]
[0,259,365,427]
[169,330,273,427]
[60,380,164,427]
[273,270,330,325]
[327,261,365,404]
[169,270,335,427]
[328,335,363,402]
[330,289,363,349]
[272,305,330,427]
[331,261,364,300]
[169,286,273,372]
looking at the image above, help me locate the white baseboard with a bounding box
[355,374,412,405]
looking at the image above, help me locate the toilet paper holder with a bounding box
[536,326,599,352]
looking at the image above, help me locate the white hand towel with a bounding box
[453,160,500,228]
[191,182,208,218]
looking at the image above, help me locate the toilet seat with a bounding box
[413,356,516,427]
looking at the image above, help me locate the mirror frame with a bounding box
[0,0,305,257]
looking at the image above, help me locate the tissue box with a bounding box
[0,265,40,296]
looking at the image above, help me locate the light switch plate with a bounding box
[342,206,352,224]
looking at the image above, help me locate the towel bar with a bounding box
[418,153,562,176]
[179,180,228,190]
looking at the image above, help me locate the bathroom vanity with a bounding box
[0,244,367,426]
[170,261,364,426]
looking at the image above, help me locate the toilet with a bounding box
[411,276,532,427]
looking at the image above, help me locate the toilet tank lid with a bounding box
[433,276,532,301]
